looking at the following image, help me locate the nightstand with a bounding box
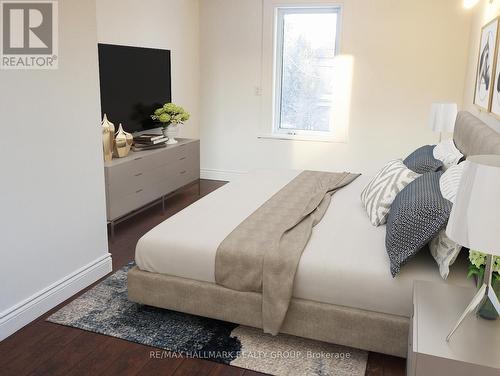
[408,281,500,376]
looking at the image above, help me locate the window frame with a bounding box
[272,5,343,140]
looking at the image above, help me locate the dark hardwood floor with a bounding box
[0,179,406,376]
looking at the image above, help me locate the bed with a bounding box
[128,111,500,357]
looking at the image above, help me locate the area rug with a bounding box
[47,263,368,376]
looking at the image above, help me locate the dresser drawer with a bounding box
[184,140,200,158]
[105,146,188,187]
[177,149,200,185]
[156,159,200,196]
[107,185,162,220]
[169,140,198,162]
[181,163,200,186]
[107,162,178,198]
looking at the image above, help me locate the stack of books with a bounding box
[132,133,168,151]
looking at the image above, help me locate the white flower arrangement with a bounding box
[151,103,190,127]
[468,250,500,281]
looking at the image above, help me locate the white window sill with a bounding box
[257,133,347,143]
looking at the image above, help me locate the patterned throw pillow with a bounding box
[386,171,452,277]
[361,160,420,227]
[403,145,443,174]
[429,230,462,279]
[433,139,464,170]
[429,163,465,279]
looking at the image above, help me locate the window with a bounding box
[273,7,341,138]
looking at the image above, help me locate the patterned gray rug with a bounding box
[47,263,368,376]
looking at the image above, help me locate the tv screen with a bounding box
[97,44,171,133]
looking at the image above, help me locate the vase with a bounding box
[101,114,114,162]
[163,124,179,145]
[477,275,500,320]
[113,124,133,158]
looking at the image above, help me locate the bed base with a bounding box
[128,266,409,358]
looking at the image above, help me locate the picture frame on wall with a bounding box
[474,17,499,111]
[491,33,500,117]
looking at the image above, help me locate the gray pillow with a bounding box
[403,145,443,174]
[385,171,452,277]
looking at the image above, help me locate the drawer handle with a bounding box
[136,189,143,194]
[180,170,187,175]
[134,173,143,177]
[134,157,143,161]
[179,157,187,161]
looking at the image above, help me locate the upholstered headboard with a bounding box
[454,111,500,157]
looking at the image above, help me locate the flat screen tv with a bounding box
[97,43,171,133]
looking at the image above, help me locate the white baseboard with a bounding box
[200,168,247,182]
[0,253,112,341]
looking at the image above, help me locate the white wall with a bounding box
[463,0,500,132]
[199,0,471,177]
[96,0,200,139]
[0,0,110,339]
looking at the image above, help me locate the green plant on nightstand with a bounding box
[468,250,500,320]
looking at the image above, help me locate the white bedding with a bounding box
[135,169,470,318]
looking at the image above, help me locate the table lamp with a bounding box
[429,103,458,142]
[446,155,500,341]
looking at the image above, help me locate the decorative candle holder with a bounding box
[113,124,133,158]
[101,114,114,162]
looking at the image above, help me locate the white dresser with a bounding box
[104,138,200,236]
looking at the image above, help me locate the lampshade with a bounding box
[429,103,458,133]
[463,0,480,9]
[446,155,500,256]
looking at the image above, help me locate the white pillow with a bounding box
[433,139,463,170]
[439,163,465,204]
[430,163,465,279]
[430,229,462,280]
[361,160,420,226]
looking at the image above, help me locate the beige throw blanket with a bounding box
[215,170,360,334]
